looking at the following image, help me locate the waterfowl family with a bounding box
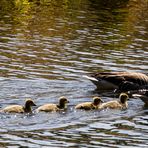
[99,93,129,110]
[84,72,148,92]
[132,90,148,105]
[1,99,36,113]
[75,97,103,110]
[36,96,69,112]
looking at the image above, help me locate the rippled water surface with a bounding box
[0,0,148,147]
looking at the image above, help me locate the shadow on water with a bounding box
[0,0,148,147]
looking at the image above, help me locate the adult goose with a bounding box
[1,99,36,113]
[75,97,103,110]
[84,72,148,92]
[99,93,129,110]
[36,96,69,112]
[132,90,148,105]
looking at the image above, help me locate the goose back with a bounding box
[85,72,148,91]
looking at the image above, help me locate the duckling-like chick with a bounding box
[99,93,129,110]
[1,99,36,113]
[36,96,69,112]
[75,97,103,110]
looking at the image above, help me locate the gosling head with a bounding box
[25,99,36,107]
[24,99,36,113]
[93,96,103,106]
[58,96,69,108]
[119,93,129,104]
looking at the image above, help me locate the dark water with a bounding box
[0,0,148,147]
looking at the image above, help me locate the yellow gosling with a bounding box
[36,96,69,112]
[99,93,129,110]
[75,97,103,110]
[1,99,36,113]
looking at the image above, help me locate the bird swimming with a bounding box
[84,72,148,92]
[1,99,36,113]
[99,93,129,110]
[75,97,103,110]
[36,96,69,112]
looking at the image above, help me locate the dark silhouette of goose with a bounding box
[84,72,148,92]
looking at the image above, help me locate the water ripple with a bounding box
[0,0,148,147]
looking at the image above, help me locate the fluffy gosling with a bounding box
[75,97,103,110]
[1,99,36,113]
[99,93,129,110]
[36,96,69,112]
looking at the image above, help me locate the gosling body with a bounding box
[37,96,69,112]
[99,93,128,110]
[75,97,103,110]
[1,99,36,113]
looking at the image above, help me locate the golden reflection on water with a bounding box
[0,1,148,79]
[0,0,148,80]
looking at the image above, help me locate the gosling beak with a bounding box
[66,100,70,103]
[32,102,36,106]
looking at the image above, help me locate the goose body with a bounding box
[36,96,69,112]
[1,99,36,113]
[99,93,128,110]
[84,72,148,91]
[75,97,103,110]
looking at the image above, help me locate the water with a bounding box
[0,0,148,147]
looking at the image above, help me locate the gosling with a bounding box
[36,96,69,112]
[1,99,36,113]
[75,97,103,110]
[99,93,129,110]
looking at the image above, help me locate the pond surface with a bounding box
[0,0,148,147]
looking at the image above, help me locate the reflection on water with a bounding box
[0,0,148,147]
